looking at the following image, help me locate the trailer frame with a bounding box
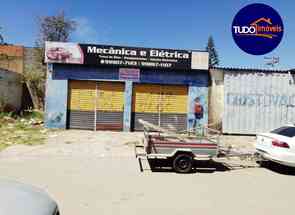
[135,120,260,173]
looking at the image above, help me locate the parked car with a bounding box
[0,179,59,215]
[256,125,295,167]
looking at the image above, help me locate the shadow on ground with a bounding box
[145,159,295,175]
[259,161,295,176]
[147,159,233,174]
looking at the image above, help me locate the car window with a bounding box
[271,126,295,137]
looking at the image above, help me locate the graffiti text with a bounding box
[227,93,295,107]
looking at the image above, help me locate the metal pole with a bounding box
[94,82,98,131]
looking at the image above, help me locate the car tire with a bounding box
[173,153,193,173]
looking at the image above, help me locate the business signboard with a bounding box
[119,68,140,81]
[45,42,194,70]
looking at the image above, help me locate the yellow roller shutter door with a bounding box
[132,84,161,113]
[160,85,188,114]
[68,80,125,131]
[96,82,125,130]
[96,82,124,112]
[68,80,96,130]
[132,84,188,130]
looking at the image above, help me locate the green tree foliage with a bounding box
[206,36,219,67]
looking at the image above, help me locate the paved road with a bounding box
[0,130,294,215]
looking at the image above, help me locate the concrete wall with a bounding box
[24,47,45,74]
[123,81,133,131]
[0,45,24,111]
[208,68,224,129]
[44,65,68,128]
[45,64,209,130]
[0,46,45,111]
[0,69,23,110]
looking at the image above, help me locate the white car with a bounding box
[256,125,295,167]
[0,179,59,215]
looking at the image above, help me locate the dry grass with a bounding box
[0,111,50,151]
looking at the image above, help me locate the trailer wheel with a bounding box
[147,159,157,170]
[173,153,193,173]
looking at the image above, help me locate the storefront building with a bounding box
[44,42,209,131]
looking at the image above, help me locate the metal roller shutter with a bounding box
[96,82,125,131]
[159,85,188,130]
[132,84,188,131]
[68,80,96,130]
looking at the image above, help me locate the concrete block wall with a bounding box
[24,47,46,74]
[0,45,23,74]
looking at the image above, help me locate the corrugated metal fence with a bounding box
[223,71,295,134]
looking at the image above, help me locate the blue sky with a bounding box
[1,0,294,69]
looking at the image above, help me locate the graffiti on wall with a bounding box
[45,111,65,129]
[191,96,204,128]
[227,93,295,107]
[187,86,208,129]
[133,85,188,113]
[49,112,64,124]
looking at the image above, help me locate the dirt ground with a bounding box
[0,130,294,215]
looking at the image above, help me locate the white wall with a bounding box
[208,68,224,129]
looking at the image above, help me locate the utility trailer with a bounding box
[135,119,259,173]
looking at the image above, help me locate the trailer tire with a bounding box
[147,159,157,170]
[173,153,193,173]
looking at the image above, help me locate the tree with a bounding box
[37,11,77,47]
[206,36,219,67]
[23,50,47,110]
[24,11,76,110]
